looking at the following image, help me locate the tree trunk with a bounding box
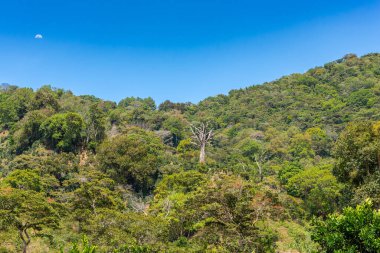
[254,155,263,182]
[190,122,213,164]
[199,143,206,164]
[19,228,30,253]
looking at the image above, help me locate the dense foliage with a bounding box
[1,53,380,252]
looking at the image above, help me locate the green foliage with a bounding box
[347,89,376,107]
[289,133,315,160]
[83,103,106,149]
[333,121,380,185]
[352,172,380,208]
[0,88,34,129]
[238,138,262,158]
[118,96,156,111]
[64,236,96,253]
[152,173,278,252]
[11,109,50,153]
[312,199,380,252]
[70,170,124,219]
[0,187,60,252]
[98,129,165,194]
[186,173,278,252]
[278,162,302,185]
[153,170,206,199]
[3,169,45,192]
[286,166,343,216]
[33,85,60,111]
[162,114,187,146]
[305,127,331,157]
[2,54,380,251]
[8,149,79,184]
[158,100,192,113]
[41,112,85,152]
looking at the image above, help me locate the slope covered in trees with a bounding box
[1,53,380,252]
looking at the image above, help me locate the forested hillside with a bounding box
[2,53,380,252]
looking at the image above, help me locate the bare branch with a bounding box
[189,121,214,163]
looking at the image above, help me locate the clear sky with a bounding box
[1,0,380,104]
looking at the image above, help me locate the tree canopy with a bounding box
[2,53,380,252]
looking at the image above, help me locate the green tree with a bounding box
[118,97,156,111]
[3,169,46,192]
[162,115,187,146]
[286,166,343,216]
[98,129,165,194]
[305,127,331,157]
[312,199,380,252]
[83,103,106,149]
[0,88,34,129]
[237,139,267,181]
[278,162,302,185]
[186,173,278,252]
[289,133,315,161]
[64,236,96,253]
[41,112,84,152]
[333,121,379,185]
[11,109,50,153]
[347,89,376,107]
[0,188,60,253]
[33,85,60,111]
[70,170,124,219]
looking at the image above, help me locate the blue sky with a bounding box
[1,0,380,104]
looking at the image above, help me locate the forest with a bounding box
[1,53,380,252]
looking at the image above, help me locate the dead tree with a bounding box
[190,122,213,163]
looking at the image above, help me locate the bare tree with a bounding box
[190,122,213,163]
[253,151,267,182]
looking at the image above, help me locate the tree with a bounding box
[305,127,331,157]
[83,209,166,252]
[162,115,187,146]
[151,170,207,241]
[11,109,50,153]
[0,188,60,253]
[289,133,315,161]
[286,166,343,216]
[278,162,302,185]
[190,122,213,163]
[158,100,192,113]
[312,199,380,252]
[118,96,156,111]
[333,121,379,185]
[151,172,278,252]
[186,173,277,252]
[238,139,267,181]
[40,112,85,152]
[97,128,165,194]
[0,88,34,129]
[33,85,60,111]
[3,169,45,192]
[70,170,124,218]
[352,172,380,208]
[83,103,106,149]
[64,236,96,253]
[8,150,79,185]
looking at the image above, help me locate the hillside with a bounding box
[1,53,380,252]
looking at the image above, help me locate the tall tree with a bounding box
[97,128,165,194]
[40,112,84,152]
[333,121,379,186]
[190,122,213,163]
[84,103,106,148]
[0,188,60,253]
